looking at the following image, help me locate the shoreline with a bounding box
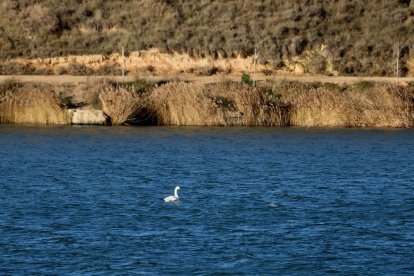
[0,76,413,128]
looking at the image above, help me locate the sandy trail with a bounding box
[0,74,413,85]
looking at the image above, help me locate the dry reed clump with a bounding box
[204,82,291,126]
[99,85,146,125]
[275,81,414,127]
[0,82,69,124]
[147,82,225,126]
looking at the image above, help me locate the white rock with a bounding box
[68,109,109,125]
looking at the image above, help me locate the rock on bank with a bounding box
[68,109,109,125]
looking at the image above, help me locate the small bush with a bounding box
[146,65,156,74]
[241,72,254,87]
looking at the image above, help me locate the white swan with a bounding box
[164,186,180,202]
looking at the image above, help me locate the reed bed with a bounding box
[0,79,413,127]
[274,81,414,128]
[0,82,69,124]
[145,82,291,126]
[203,82,291,126]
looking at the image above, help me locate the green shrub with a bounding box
[242,72,254,87]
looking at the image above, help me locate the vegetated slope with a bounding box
[1,0,414,76]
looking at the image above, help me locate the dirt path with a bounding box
[0,74,413,85]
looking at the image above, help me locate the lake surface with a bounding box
[0,126,413,275]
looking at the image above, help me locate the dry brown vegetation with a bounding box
[1,1,414,76]
[0,78,413,127]
[85,79,414,127]
[203,81,291,126]
[272,81,414,127]
[0,80,69,124]
[124,81,291,126]
[146,82,222,126]
[99,84,146,125]
[150,80,413,127]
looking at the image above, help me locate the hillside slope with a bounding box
[1,0,414,76]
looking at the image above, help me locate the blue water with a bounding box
[0,126,413,275]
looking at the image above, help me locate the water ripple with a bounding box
[0,126,413,274]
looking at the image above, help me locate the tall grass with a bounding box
[204,82,291,126]
[146,82,224,126]
[144,81,291,126]
[0,81,69,124]
[137,80,413,128]
[273,81,414,127]
[99,84,146,125]
[0,79,413,127]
